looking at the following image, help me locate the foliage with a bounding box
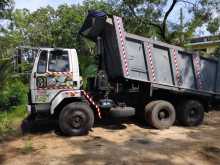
[20,139,34,154]
[0,105,26,137]
[0,31,22,59]
[213,47,220,57]
[109,0,212,45]
[108,0,166,38]
[0,79,27,109]
[207,18,220,35]
[0,0,14,19]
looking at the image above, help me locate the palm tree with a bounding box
[0,59,11,89]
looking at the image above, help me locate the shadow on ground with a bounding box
[20,116,61,135]
[20,115,153,136]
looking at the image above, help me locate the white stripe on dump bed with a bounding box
[115,16,129,76]
[173,49,181,86]
[193,54,202,89]
[146,43,156,82]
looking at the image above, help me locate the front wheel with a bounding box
[59,102,94,136]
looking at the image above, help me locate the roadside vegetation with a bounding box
[0,60,27,139]
[20,138,34,154]
[0,105,26,140]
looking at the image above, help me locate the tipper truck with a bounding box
[27,11,220,136]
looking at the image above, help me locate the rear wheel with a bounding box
[145,100,176,129]
[59,102,94,136]
[176,100,204,126]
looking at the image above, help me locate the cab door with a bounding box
[31,50,49,104]
[31,49,73,104]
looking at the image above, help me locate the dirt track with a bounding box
[1,111,220,165]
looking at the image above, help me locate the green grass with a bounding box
[20,139,34,154]
[0,105,27,138]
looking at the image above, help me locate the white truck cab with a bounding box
[27,48,96,136]
[29,48,81,109]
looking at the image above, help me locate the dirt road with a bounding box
[1,112,220,165]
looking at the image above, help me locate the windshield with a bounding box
[48,50,69,72]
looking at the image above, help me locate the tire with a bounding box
[145,100,176,129]
[177,100,204,126]
[144,101,160,124]
[59,102,94,136]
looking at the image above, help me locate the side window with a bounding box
[37,50,48,73]
[48,50,69,72]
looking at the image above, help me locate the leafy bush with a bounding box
[0,105,26,137]
[0,79,27,110]
[213,47,220,57]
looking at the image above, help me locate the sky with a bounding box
[15,0,81,11]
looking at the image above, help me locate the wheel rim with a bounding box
[189,108,199,122]
[158,109,170,121]
[68,111,86,129]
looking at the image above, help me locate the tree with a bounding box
[0,8,26,59]
[0,0,14,19]
[213,46,220,57]
[27,6,56,47]
[108,0,211,45]
[0,0,16,59]
[108,0,165,39]
[8,1,114,78]
[208,0,220,11]
[51,4,84,48]
[206,0,220,35]
[207,18,220,35]
[0,59,11,88]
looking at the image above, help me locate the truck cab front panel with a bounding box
[30,48,81,106]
